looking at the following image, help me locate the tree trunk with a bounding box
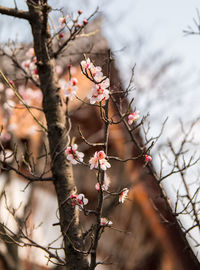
[26,1,89,269]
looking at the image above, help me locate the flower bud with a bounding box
[83,19,88,25]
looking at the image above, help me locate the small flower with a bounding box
[100,218,113,227]
[145,154,152,162]
[70,193,88,211]
[81,58,92,71]
[89,152,99,170]
[99,158,111,171]
[5,88,14,99]
[97,150,106,160]
[9,80,14,85]
[89,151,111,171]
[88,83,110,104]
[26,48,35,58]
[128,111,140,125]
[21,59,31,71]
[59,17,66,26]
[56,65,63,75]
[64,81,78,100]
[95,173,110,191]
[65,144,84,165]
[78,10,83,15]
[77,194,88,206]
[119,188,129,203]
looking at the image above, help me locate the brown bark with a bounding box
[0,6,30,20]
[25,1,89,269]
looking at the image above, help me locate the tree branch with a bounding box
[0,6,30,20]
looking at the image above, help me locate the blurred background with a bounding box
[1,0,200,269]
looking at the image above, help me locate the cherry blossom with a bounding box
[64,81,78,100]
[26,48,35,58]
[81,58,92,71]
[89,151,111,170]
[56,65,63,75]
[21,59,31,72]
[59,17,66,27]
[65,144,84,165]
[100,218,113,227]
[5,88,14,99]
[70,193,88,211]
[119,188,129,203]
[90,65,103,80]
[128,111,140,125]
[145,154,152,162]
[88,79,110,104]
[95,173,110,191]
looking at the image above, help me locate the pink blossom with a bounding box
[88,81,110,104]
[99,158,111,171]
[21,59,31,71]
[63,81,78,100]
[119,188,129,203]
[128,111,140,125]
[95,173,110,191]
[70,193,88,211]
[26,48,35,58]
[90,66,103,79]
[89,151,99,169]
[100,218,113,227]
[65,144,84,165]
[81,58,92,71]
[89,151,111,170]
[56,65,63,75]
[145,154,152,162]
[97,150,106,160]
[59,17,66,27]
[5,88,14,99]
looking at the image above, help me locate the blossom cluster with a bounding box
[81,58,110,104]
[128,110,140,125]
[21,48,39,81]
[89,150,111,171]
[58,10,88,39]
